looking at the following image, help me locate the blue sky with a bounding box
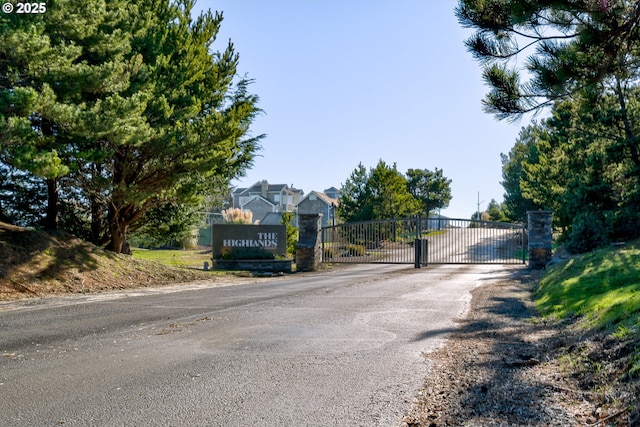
[193,0,531,219]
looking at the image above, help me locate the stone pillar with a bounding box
[296,214,323,272]
[527,210,553,269]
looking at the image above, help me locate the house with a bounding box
[296,189,339,227]
[232,180,304,223]
[323,187,340,200]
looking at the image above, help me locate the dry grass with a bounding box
[221,207,257,224]
[0,222,216,301]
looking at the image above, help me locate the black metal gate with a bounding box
[321,217,527,266]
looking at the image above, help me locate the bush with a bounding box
[345,244,366,257]
[221,247,275,260]
[611,207,640,242]
[565,211,609,254]
[281,212,298,257]
[323,246,335,260]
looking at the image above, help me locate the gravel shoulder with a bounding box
[400,268,639,427]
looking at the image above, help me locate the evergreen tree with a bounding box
[337,163,374,222]
[1,1,262,253]
[0,0,140,232]
[514,93,640,251]
[486,199,508,222]
[337,160,441,222]
[101,0,262,253]
[406,168,452,216]
[368,160,420,220]
[456,1,640,120]
[500,124,544,222]
[459,0,640,249]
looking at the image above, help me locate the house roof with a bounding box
[260,212,283,225]
[235,181,302,196]
[300,191,339,206]
[232,187,247,195]
[240,195,276,208]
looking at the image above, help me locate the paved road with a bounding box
[0,263,519,426]
[427,227,525,264]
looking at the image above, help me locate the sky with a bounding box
[192,0,532,220]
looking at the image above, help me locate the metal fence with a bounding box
[321,217,527,266]
[322,218,419,264]
[197,212,224,246]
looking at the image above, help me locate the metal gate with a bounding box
[321,217,527,266]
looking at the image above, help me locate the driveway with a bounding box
[0,263,520,426]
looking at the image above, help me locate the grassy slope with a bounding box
[0,222,215,301]
[535,240,640,376]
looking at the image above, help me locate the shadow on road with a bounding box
[403,267,585,426]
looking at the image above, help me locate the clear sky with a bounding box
[193,0,531,219]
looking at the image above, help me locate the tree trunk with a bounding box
[43,178,59,230]
[107,215,131,254]
[106,200,132,254]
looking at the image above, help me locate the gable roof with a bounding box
[299,191,339,206]
[233,187,248,196]
[241,195,276,208]
[260,212,284,225]
[237,181,299,195]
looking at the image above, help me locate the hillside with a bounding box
[0,222,214,301]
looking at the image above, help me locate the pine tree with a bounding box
[337,160,425,222]
[0,0,137,231]
[406,168,452,216]
[456,0,640,122]
[101,0,263,253]
[1,0,263,253]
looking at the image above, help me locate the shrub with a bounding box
[281,212,298,257]
[565,211,609,254]
[323,246,335,260]
[221,247,275,260]
[345,244,366,257]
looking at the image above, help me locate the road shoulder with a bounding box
[400,268,637,426]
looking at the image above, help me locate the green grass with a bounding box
[535,240,640,331]
[535,240,640,377]
[132,248,213,269]
[515,247,529,261]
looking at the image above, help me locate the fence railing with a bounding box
[322,218,419,264]
[321,217,527,265]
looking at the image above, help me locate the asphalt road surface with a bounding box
[0,263,520,426]
[427,227,525,264]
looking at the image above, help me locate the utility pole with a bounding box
[476,191,484,220]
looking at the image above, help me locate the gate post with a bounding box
[413,239,428,268]
[296,214,322,272]
[527,210,553,269]
[414,239,421,268]
[414,216,422,268]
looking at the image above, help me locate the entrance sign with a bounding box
[212,224,286,258]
